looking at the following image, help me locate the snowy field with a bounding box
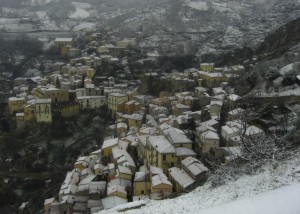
[98,149,300,214]
[194,184,300,214]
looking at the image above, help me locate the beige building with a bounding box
[33,86,69,103]
[16,112,26,128]
[108,93,129,115]
[8,97,26,114]
[200,63,215,72]
[35,99,52,123]
[76,96,106,109]
[199,130,220,155]
[133,171,151,196]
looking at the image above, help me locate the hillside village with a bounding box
[1,25,299,213]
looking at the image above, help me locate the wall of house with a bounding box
[8,98,26,113]
[36,103,52,123]
[202,139,219,154]
[108,95,129,111]
[128,118,142,128]
[107,191,126,199]
[134,181,151,196]
[158,153,175,173]
[151,184,173,194]
[76,96,106,109]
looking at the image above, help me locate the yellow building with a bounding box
[124,100,135,114]
[35,99,52,123]
[24,102,36,121]
[200,130,220,155]
[116,39,136,49]
[200,63,215,72]
[108,93,129,114]
[8,97,26,114]
[165,129,193,149]
[94,163,105,176]
[116,122,128,137]
[54,38,73,46]
[74,156,90,170]
[126,90,138,101]
[58,103,80,117]
[44,198,55,214]
[137,135,148,160]
[146,136,176,173]
[107,185,127,199]
[86,68,96,79]
[33,86,69,103]
[98,44,115,54]
[117,165,132,181]
[199,72,227,88]
[102,138,119,157]
[133,171,151,196]
[151,173,173,199]
[168,167,195,192]
[128,113,143,129]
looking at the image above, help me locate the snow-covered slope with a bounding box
[194,184,300,214]
[98,149,300,214]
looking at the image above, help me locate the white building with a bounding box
[76,96,106,109]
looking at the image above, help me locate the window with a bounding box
[141,190,144,194]
[171,162,174,167]
[163,155,166,161]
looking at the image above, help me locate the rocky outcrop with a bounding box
[256,18,300,54]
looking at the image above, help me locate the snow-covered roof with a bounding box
[117,122,128,129]
[213,87,226,95]
[166,130,192,145]
[107,185,127,196]
[202,119,219,127]
[228,94,241,101]
[210,100,223,106]
[196,124,217,134]
[94,163,105,170]
[181,157,208,177]
[44,198,55,205]
[139,127,158,135]
[118,165,132,175]
[108,178,131,188]
[9,97,25,101]
[222,125,240,135]
[176,103,191,109]
[129,113,143,120]
[151,174,172,187]
[59,184,77,195]
[150,166,164,175]
[60,170,80,190]
[148,135,175,154]
[112,147,124,160]
[137,135,147,147]
[101,196,127,210]
[55,38,73,42]
[168,167,195,189]
[90,149,102,156]
[102,138,118,149]
[226,120,243,129]
[201,130,219,140]
[79,174,96,186]
[134,171,149,182]
[245,125,263,136]
[175,147,197,157]
[89,181,107,194]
